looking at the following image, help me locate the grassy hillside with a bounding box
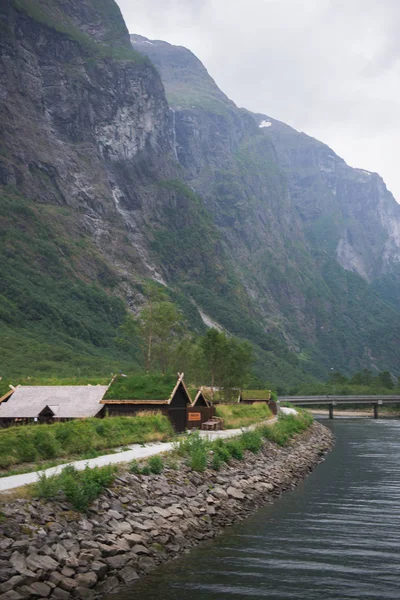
[0,187,138,380]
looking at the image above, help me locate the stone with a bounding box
[123,534,145,547]
[25,581,51,597]
[107,510,123,520]
[227,487,245,500]
[90,561,108,580]
[105,555,130,570]
[59,577,78,592]
[49,572,64,586]
[75,572,97,588]
[52,587,70,600]
[211,487,228,500]
[52,544,69,563]
[131,545,150,556]
[0,577,25,595]
[96,576,119,595]
[0,592,23,600]
[75,587,96,600]
[26,554,58,572]
[119,566,139,584]
[138,556,155,573]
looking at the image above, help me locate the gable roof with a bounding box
[240,390,272,401]
[191,390,211,407]
[101,373,192,406]
[0,386,108,419]
[0,389,14,404]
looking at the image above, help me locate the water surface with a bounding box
[115,419,400,600]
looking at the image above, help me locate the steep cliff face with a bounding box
[0,1,231,376]
[131,34,400,377]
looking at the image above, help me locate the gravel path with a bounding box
[0,417,277,492]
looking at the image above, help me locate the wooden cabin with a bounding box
[186,390,215,430]
[238,389,277,415]
[100,373,191,432]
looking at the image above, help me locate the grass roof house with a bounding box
[238,389,277,415]
[0,385,108,425]
[101,373,192,432]
[238,390,272,403]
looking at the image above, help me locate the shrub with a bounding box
[211,452,223,471]
[189,446,208,472]
[241,430,263,453]
[226,439,244,461]
[148,455,164,474]
[129,460,140,474]
[33,464,117,512]
[211,439,231,464]
[261,411,313,446]
[140,465,150,475]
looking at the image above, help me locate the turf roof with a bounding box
[241,390,271,400]
[103,374,178,401]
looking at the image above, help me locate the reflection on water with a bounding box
[111,419,400,600]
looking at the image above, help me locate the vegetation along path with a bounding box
[0,418,277,493]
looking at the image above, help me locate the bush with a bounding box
[241,430,263,453]
[189,446,208,472]
[211,439,231,464]
[148,455,164,474]
[140,465,150,475]
[211,452,223,471]
[129,459,140,474]
[34,464,117,512]
[226,439,244,461]
[261,411,313,447]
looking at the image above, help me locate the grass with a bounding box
[173,409,313,472]
[215,403,272,429]
[104,373,177,400]
[260,410,313,446]
[0,414,174,470]
[34,464,117,512]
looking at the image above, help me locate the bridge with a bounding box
[278,395,400,419]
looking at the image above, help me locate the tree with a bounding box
[199,328,226,391]
[199,328,253,397]
[350,369,374,386]
[139,300,182,374]
[376,370,394,389]
[114,314,141,360]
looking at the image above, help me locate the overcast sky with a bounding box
[117,0,400,201]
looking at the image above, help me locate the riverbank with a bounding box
[0,421,333,599]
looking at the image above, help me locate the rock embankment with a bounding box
[0,422,334,599]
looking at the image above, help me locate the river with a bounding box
[112,418,400,600]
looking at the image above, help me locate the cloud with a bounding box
[117,0,400,200]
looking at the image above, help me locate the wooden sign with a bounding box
[188,412,201,421]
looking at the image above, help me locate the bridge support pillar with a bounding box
[329,404,334,419]
[373,404,378,419]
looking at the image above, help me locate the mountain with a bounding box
[0,1,399,387]
[131,34,400,379]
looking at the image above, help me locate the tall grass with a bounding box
[0,414,174,470]
[260,410,313,446]
[34,464,117,512]
[215,403,272,428]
